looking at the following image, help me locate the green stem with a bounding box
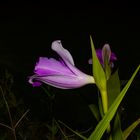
[100,89,112,139]
[100,90,108,114]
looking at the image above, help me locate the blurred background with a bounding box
[0,1,140,139]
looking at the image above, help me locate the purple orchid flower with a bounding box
[28,40,95,89]
[88,44,117,67]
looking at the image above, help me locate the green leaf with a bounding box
[87,65,140,140]
[112,113,124,140]
[104,58,111,80]
[90,36,108,114]
[135,127,140,140]
[137,136,140,140]
[90,36,106,92]
[123,118,140,140]
[107,69,121,107]
[89,104,101,122]
[98,91,104,118]
[46,118,58,137]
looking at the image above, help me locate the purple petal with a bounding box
[102,44,111,64]
[51,40,86,76]
[33,81,42,87]
[28,40,95,89]
[88,58,92,64]
[88,44,117,66]
[110,52,117,61]
[51,40,74,66]
[29,74,95,89]
[102,44,117,61]
[95,49,104,64]
[34,57,74,76]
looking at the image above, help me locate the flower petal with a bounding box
[29,74,95,89]
[88,44,117,66]
[96,49,104,64]
[88,58,92,64]
[28,40,95,89]
[51,40,75,66]
[89,49,104,65]
[34,57,73,76]
[102,44,111,64]
[110,52,117,61]
[51,40,84,75]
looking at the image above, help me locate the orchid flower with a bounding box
[28,40,95,89]
[88,44,117,67]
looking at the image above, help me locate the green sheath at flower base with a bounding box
[90,36,108,114]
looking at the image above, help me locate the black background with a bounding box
[0,1,140,78]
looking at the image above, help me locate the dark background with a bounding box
[0,2,140,78]
[0,1,140,131]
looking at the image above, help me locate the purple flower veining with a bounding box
[28,40,95,89]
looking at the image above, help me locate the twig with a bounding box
[55,120,69,140]
[0,86,17,140]
[0,86,14,129]
[14,109,30,129]
[0,122,13,130]
[0,86,30,140]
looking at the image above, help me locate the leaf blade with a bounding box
[123,118,140,140]
[88,65,140,140]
